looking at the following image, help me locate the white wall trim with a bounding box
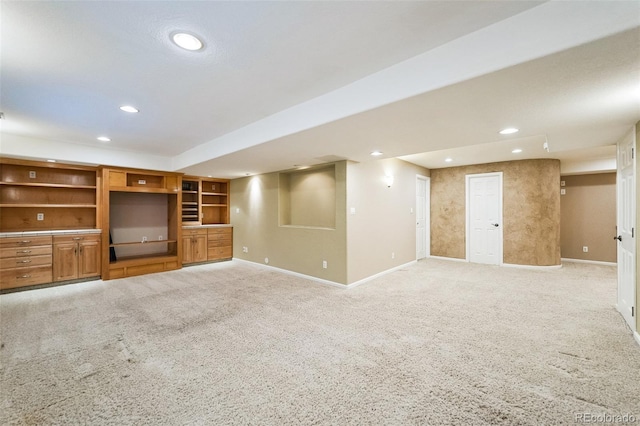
[428,255,467,263]
[232,258,416,290]
[502,263,563,271]
[634,331,640,347]
[346,261,417,289]
[561,258,617,267]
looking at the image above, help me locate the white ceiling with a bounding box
[1,1,639,177]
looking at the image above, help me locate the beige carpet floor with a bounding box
[1,259,639,425]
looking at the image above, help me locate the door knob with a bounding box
[614,235,622,241]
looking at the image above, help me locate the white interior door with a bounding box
[616,129,636,331]
[416,176,430,259]
[467,173,503,265]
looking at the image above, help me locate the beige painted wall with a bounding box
[346,158,429,283]
[431,159,561,266]
[230,162,348,284]
[560,173,616,262]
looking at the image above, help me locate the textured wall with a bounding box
[560,173,616,262]
[431,159,561,266]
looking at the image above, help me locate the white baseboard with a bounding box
[561,258,617,267]
[428,255,467,263]
[502,263,562,270]
[635,331,640,347]
[346,261,417,289]
[232,259,348,288]
[232,258,417,290]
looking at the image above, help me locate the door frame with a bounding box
[465,172,504,264]
[416,175,430,260]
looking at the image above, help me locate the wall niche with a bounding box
[279,165,336,229]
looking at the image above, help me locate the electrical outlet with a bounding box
[350,207,356,215]
[142,236,148,243]
[391,252,395,259]
[236,208,240,213]
[264,257,269,264]
[322,260,328,269]
[561,188,566,195]
[158,235,163,241]
[138,179,146,185]
[36,213,44,221]
[242,246,248,253]
[583,246,588,253]
[29,171,37,179]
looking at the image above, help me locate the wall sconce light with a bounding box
[384,175,394,188]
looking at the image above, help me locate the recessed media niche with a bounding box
[279,165,336,229]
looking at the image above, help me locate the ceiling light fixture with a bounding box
[370,151,383,157]
[445,158,453,163]
[97,136,111,142]
[172,32,203,51]
[499,128,519,135]
[120,105,139,113]
[512,148,523,154]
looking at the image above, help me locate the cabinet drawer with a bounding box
[182,228,208,236]
[1,266,52,290]
[208,247,232,260]
[53,234,101,244]
[1,254,52,270]
[0,236,52,248]
[207,228,232,237]
[0,245,52,258]
[208,237,232,247]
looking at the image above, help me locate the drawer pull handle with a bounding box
[18,260,32,264]
[18,250,32,254]
[17,275,31,279]
[72,237,83,240]
[19,240,32,244]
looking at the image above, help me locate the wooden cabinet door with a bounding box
[53,243,78,281]
[78,240,101,278]
[193,235,207,263]
[182,236,194,264]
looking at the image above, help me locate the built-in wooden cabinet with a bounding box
[182,228,208,264]
[0,159,98,232]
[101,167,182,280]
[208,227,233,261]
[0,236,53,290]
[1,158,231,288]
[53,234,101,281]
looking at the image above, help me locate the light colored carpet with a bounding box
[1,259,638,425]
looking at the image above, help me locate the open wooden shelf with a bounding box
[0,159,99,232]
[110,240,177,247]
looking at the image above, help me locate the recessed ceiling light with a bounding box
[172,32,203,51]
[120,105,139,113]
[445,158,453,163]
[499,128,519,135]
[97,136,111,142]
[370,151,383,157]
[512,148,523,154]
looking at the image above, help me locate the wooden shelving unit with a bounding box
[0,159,99,232]
[201,178,230,225]
[181,177,201,225]
[100,167,183,280]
